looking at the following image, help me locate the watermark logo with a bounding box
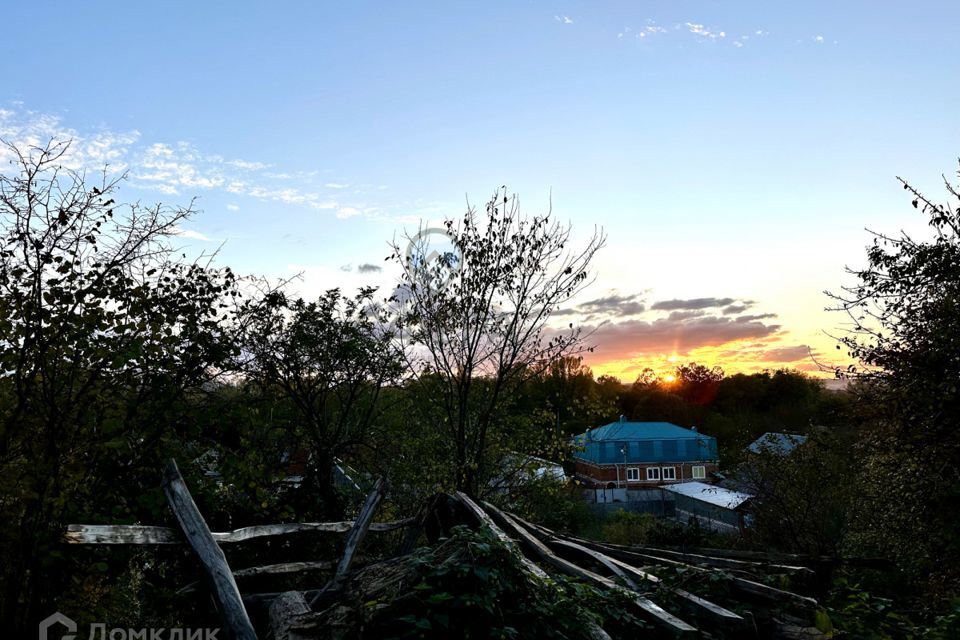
[404,227,462,291]
[38,613,219,640]
[39,612,76,640]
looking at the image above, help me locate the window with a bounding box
[626,467,640,482]
[661,466,676,480]
[692,465,706,480]
[646,467,660,481]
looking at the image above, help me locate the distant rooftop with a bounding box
[663,481,753,510]
[582,420,704,441]
[747,432,807,455]
[573,419,718,464]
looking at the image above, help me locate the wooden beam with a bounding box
[506,513,745,629]
[453,492,550,582]
[639,544,811,564]
[456,494,613,639]
[64,519,414,545]
[564,534,819,610]
[331,477,386,591]
[629,545,814,575]
[308,477,387,608]
[162,459,257,640]
[481,502,698,636]
[178,561,344,596]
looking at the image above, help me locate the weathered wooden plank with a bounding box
[234,560,336,579]
[457,495,611,639]
[631,545,814,575]
[64,519,414,545]
[178,561,345,595]
[331,477,386,591]
[643,545,810,563]
[481,501,698,636]
[454,492,550,582]
[551,538,745,627]
[307,477,388,609]
[507,514,745,629]
[565,534,818,610]
[162,459,257,640]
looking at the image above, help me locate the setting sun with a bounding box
[662,373,677,384]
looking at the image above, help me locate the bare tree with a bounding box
[389,188,605,495]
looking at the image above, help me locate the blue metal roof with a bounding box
[573,421,718,464]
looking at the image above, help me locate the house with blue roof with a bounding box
[573,417,719,491]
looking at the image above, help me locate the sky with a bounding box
[2,1,958,381]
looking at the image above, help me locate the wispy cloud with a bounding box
[0,105,377,221]
[578,313,781,358]
[576,292,646,317]
[173,227,213,242]
[685,22,726,40]
[0,108,140,173]
[554,15,573,25]
[651,297,737,311]
[615,20,779,49]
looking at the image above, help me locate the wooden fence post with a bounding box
[162,459,258,640]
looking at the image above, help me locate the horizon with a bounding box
[3,1,958,381]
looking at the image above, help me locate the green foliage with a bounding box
[825,578,960,639]
[364,525,650,639]
[739,429,853,556]
[234,285,403,517]
[828,164,960,598]
[601,509,655,547]
[496,475,596,536]
[0,141,238,630]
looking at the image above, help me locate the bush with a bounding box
[601,509,654,546]
[358,525,651,639]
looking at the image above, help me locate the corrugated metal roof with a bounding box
[572,421,719,464]
[747,432,807,455]
[663,481,753,509]
[584,421,703,441]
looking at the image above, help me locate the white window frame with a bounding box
[692,465,706,480]
[626,467,640,482]
[661,466,676,480]
[646,467,661,481]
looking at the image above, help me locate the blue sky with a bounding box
[2,1,958,378]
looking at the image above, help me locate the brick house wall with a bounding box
[574,459,719,488]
